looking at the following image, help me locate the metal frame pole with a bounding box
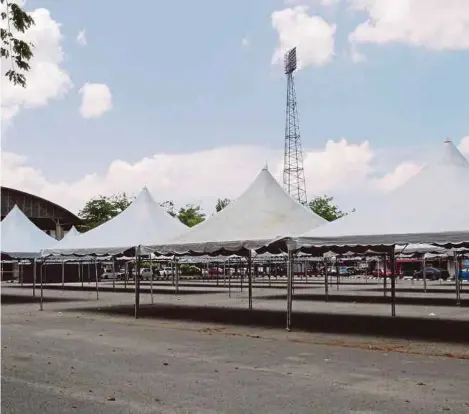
[248,251,253,310]
[335,256,340,291]
[39,260,44,311]
[455,251,461,306]
[32,259,36,297]
[423,254,427,293]
[150,260,154,305]
[95,259,99,300]
[135,248,141,318]
[62,260,65,289]
[383,254,387,297]
[112,257,116,292]
[324,258,329,302]
[286,247,294,331]
[391,249,396,316]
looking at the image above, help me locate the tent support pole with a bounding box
[112,257,116,292]
[32,259,36,297]
[391,249,396,316]
[455,252,461,306]
[228,259,232,298]
[135,248,141,319]
[81,263,84,289]
[124,262,128,289]
[95,259,99,300]
[240,264,243,292]
[423,254,427,293]
[62,261,65,289]
[150,262,154,305]
[39,260,44,311]
[286,246,294,331]
[248,251,253,310]
[324,258,329,302]
[175,259,179,294]
[335,257,340,291]
[383,254,387,297]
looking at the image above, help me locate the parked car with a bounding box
[101,271,123,280]
[460,268,469,281]
[372,269,393,277]
[159,267,173,279]
[413,267,449,281]
[140,268,154,281]
[202,267,223,277]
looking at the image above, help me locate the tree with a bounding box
[215,198,231,212]
[309,195,349,222]
[177,204,205,227]
[1,0,35,87]
[78,193,132,230]
[159,200,177,217]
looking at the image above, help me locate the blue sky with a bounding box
[1,0,469,212]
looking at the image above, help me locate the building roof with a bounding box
[1,186,82,230]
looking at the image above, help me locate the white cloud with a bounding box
[459,135,469,157]
[76,29,87,46]
[4,137,461,216]
[348,0,469,53]
[302,139,375,194]
[241,37,250,47]
[1,7,73,121]
[374,161,423,192]
[271,6,336,69]
[79,83,113,119]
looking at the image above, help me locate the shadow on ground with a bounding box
[1,293,87,305]
[6,284,228,296]
[66,303,469,344]
[363,287,465,295]
[262,292,468,307]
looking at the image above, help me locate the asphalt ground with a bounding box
[2,281,469,413]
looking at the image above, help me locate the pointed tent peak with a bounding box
[263,162,269,171]
[67,226,80,236]
[132,187,155,205]
[439,138,469,167]
[5,204,30,221]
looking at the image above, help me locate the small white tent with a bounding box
[148,167,327,255]
[1,205,56,258]
[291,139,469,251]
[42,188,187,256]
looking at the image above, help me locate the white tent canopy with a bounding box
[1,205,56,259]
[42,188,187,256]
[291,139,469,251]
[147,167,327,255]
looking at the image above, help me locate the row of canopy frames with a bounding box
[2,140,469,329]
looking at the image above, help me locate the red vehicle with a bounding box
[202,267,223,277]
[372,269,393,277]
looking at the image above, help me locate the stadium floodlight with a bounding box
[284,47,297,74]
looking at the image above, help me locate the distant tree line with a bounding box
[78,193,350,231]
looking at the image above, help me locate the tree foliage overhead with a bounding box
[215,198,231,212]
[78,193,132,230]
[177,204,205,227]
[309,195,349,222]
[1,0,35,87]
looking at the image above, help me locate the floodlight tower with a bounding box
[283,47,307,205]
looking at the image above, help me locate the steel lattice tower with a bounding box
[283,47,307,205]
